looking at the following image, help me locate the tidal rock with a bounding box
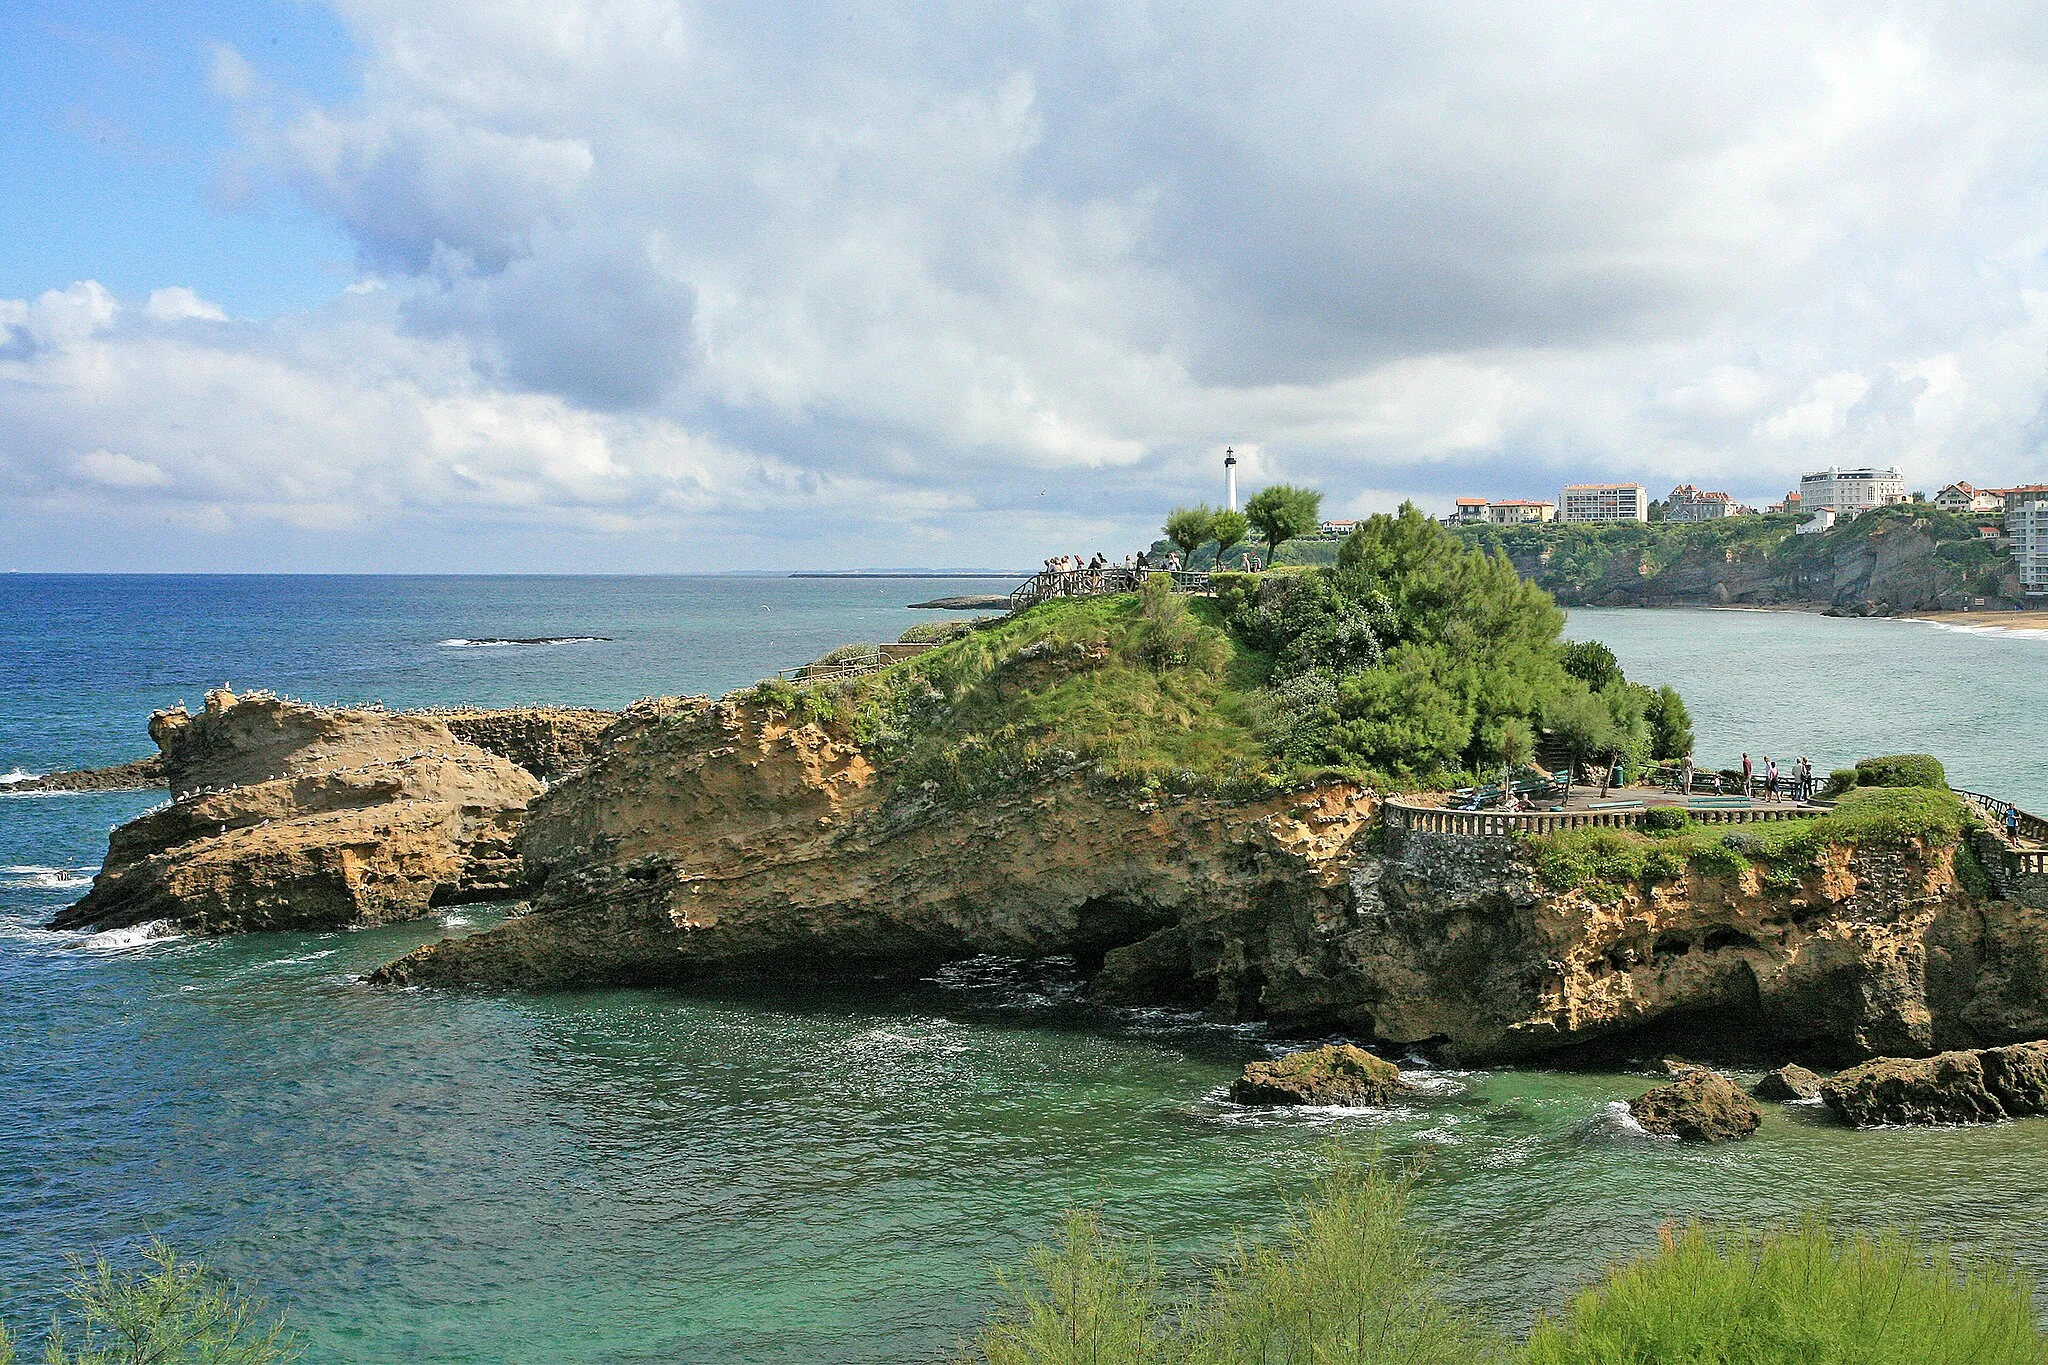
[53,690,543,935]
[1751,1063,1824,1102]
[0,755,166,794]
[1628,1071,1762,1142]
[1820,1042,2048,1127]
[1229,1044,1401,1107]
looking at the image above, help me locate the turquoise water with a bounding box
[3,579,2046,1361]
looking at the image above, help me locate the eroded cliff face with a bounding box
[54,690,544,934]
[373,697,2044,1065]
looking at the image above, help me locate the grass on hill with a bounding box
[1526,785,1976,900]
[960,1152,2048,1364]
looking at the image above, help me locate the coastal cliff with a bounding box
[49,691,614,935]
[374,696,2042,1065]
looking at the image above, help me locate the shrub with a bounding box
[3,1239,296,1364]
[1639,807,1689,834]
[1854,753,1948,790]
[1560,640,1622,691]
[1523,1219,2047,1365]
[1823,767,1858,798]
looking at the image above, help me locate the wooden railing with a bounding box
[1956,789,2048,845]
[1384,797,1824,839]
[1008,568,1210,613]
[776,641,938,684]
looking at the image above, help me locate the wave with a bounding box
[79,920,180,952]
[1569,1099,1674,1144]
[439,636,612,648]
[0,768,39,785]
[0,865,95,891]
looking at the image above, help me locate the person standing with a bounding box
[2010,807,2022,843]
[1680,754,1694,796]
[1741,752,1754,800]
[1764,757,1779,802]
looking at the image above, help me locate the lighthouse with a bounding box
[1224,448,1239,511]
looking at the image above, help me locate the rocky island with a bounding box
[53,509,2048,1089]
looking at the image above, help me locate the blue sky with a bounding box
[3,3,2048,571]
[1,2,357,317]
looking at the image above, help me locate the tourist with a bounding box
[1764,757,1779,802]
[1741,752,1754,799]
[1135,550,1150,571]
[2010,808,2022,842]
[1680,754,1694,795]
[1797,756,1813,803]
[1164,551,1182,571]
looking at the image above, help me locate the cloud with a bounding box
[10,2,2048,569]
[73,450,172,488]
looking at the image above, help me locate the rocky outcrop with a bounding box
[0,755,165,793]
[432,708,617,780]
[1820,1042,2048,1127]
[368,694,2048,1069]
[53,690,542,934]
[1230,1045,1401,1107]
[1751,1063,1823,1102]
[1629,1070,1762,1141]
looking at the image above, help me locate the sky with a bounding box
[5,2,2048,572]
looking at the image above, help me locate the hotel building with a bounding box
[1559,483,1648,523]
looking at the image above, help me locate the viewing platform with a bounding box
[1007,567,1210,613]
[1385,788,1826,840]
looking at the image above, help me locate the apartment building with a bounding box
[1559,483,1648,523]
[1486,499,1556,525]
[2008,488,2048,595]
[1798,467,1907,517]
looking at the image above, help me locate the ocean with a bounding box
[2,576,2045,1361]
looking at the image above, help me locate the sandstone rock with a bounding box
[1230,1045,1401,1107]
[1629,1071,1762,1142]
[1751,1063,1823,1102]
[53,691,542,935]
[1820,1042,2048,1127]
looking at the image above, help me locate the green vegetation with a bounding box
[1528,786,1976,899]
[0,1240,295,1364]
[1854,752,1949,790]
[1244,484,1323,560]
[1163,505,1219,560]
[1209,509,1249,563]
[964,1156,2048,1364]
[961,1154,1504,1364]
[1524,1220,2047,1364]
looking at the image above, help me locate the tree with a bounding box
[1163,505,1217,561]
[1210,508,1249,565]
[1544,690,1617,793]
[1244,485,1322,560]
[9,1239,296,1364]
[1561,640,1623,692]
[1645,684,1693,761]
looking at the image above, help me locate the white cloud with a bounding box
[73,450,172,488]
[9,1,2048,567]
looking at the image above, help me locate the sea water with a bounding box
[3,577,2045,1362]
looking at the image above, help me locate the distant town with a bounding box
[1302,467,2045,597]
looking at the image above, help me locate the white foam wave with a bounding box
[79,920,181,952]
[439,636,610,648]
[0,768,39,785]
[1571,1099,1674,1143]
[267,949,337,966]
[0,865,95,891]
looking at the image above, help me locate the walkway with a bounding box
[1007,567,1210,613]
[1958,790,2048,876]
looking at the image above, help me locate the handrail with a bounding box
[1956,789,2048,845]
[1008,568,1210,613]
[775,640,938,684]
[1383,796,1823,839]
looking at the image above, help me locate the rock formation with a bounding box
[1229,1045,1402,1107]
[1820,1042,2048,1127]
[0,755,165,793]
[52,690,546,935]
[1751,1063,1823,1102]
[369,694,2048,1069]
[1628,1071,1762,1142]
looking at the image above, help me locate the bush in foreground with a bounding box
[0,1239,295,1364]
[966,1162,2048,1365]
[1855,752,1949,790]
[1524,1220,2047,1364]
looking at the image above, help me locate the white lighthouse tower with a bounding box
[1224,447,1239,511]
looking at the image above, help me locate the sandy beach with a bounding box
[1906,609,2048,634]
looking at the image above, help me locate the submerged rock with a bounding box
[1230,1045,1401,1107]
[1751,1063,1824,1102]
[1820,1042,2048,1127]
[1628,1071,1762,1142]
[0,755,166,794]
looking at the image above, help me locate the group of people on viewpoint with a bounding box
[1676,753,1817,803]
[1039,548,1265,578]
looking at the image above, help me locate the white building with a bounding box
[1933,482,2003,517]
[1665,485,1738,522]
[1487,499,1556,525]
[1318,519,1360,539]
[1798,466,1907,518]
[1797,507,1838,535]
[1560,483,1648,523]
[2007,488,2048,595]
[1448,497,1489,525]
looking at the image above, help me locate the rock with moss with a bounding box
[1751,1063,1823,1102]
[1820,1042,2048,1127]
[1230,1044,1402,1107]
[1628,1070,1761,1142]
